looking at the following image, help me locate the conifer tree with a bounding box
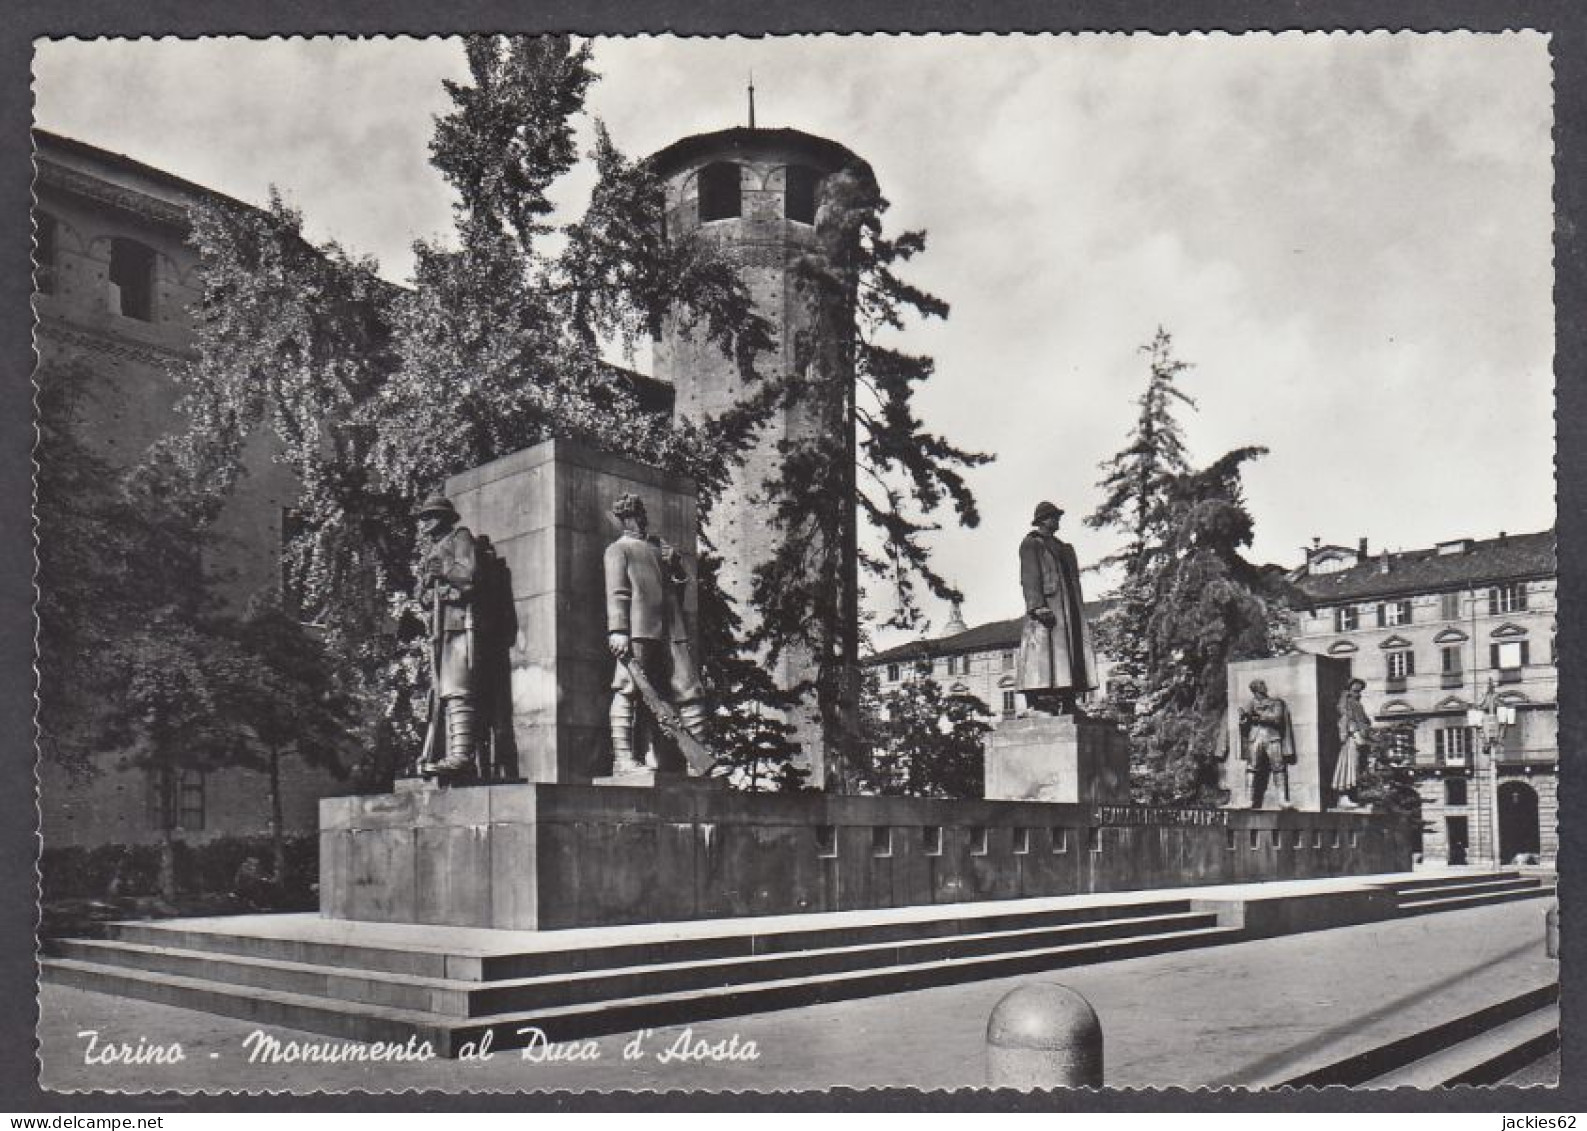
[1131,446,1292,804]
[1085,327,1195,722]
[748,165,992,788]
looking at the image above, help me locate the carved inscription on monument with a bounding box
[1091,806,1231,827]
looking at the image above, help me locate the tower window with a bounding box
[34,211,57,294]
[697,162,742,222]
[785,164,820,224]
[109,237,157,321]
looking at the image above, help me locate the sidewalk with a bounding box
[38,899,1556,1093]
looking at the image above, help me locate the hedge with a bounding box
[41,834,318,903]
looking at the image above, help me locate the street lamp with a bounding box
[1467,678,1516,865]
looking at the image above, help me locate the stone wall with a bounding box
[321,784,1416,930]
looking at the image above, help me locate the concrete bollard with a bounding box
[1546,903,1559,959]
[986,982,1103,1088]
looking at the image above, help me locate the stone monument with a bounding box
[1222,653,1353,812]
[985,500,1128,804]
[442,438,699,784]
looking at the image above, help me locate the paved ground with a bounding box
[37,899,1557,1094]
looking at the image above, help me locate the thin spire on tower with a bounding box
[747,71,756,129]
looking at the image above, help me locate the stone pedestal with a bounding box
[984,715,1131,804]
[444,439,698,785]
[320,783,1412,930]
[1223,653,1353,812]
[591,769,726,790]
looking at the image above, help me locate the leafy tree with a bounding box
[216,595,359,887]
[749,165,992,789]
[162,35,985,793]
[1085,327,1195,722]
[1354,724,1423,818]
[1130,447,1297,804]
[856,672,991,799]
[160,36,772,780]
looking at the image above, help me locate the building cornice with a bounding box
[35,159,192,232]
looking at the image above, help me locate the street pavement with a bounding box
[37,899,1557,1094]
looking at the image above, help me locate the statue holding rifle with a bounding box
[604,492,714,777]
[416,493,479,780]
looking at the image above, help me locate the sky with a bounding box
[32,33,1557,648]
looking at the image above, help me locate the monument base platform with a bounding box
[41,869,1552,1058]
[319,782,1414,931]
[984,714,1130,803]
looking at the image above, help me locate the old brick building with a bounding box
[32,130,335,850]
[649,127,870,785]
[1290,531,1558,865]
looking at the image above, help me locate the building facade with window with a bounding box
[1291,531,1558,866]
[33,131,336,851]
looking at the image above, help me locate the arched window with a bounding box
[785,164,820,224]
[697,162,742,222]
[34,211,57,294]
[109,236,157,321]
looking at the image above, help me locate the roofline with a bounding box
[33,128,263,219]
[648,127,871,180]
[1293,566,1556,607]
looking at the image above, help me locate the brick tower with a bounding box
[649,126,869,788]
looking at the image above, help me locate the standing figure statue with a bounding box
[1016,500,1099,716]
[1333,677,1371,809]
[605,493,712,776]
[1238,679,1296,809]
[416,494,479,779]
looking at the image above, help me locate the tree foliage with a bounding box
[1085,332,1296,805]
[157,37,771,777]
[154,35,984,788]
[1085,327,1195,722]
[855,673,990,799]
[1129,447,1293,803]
[748,165,992,786]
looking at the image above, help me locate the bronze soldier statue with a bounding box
[604,493,711,775]
[416,494,478,779]
[1238,679,1296,809]
[1016,501,1098,715]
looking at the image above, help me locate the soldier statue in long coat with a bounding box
[1016,500,1098,716]
[416,494,479,779]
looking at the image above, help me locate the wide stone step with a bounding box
[1394,875,1539,901]
[105,897,1199,981]
[43,922,1243,1057]
[1271,982,1560,1088]
[41,957,453,1051]
[59,909,1222,1019]
[1378,869,1521,894]
[1397,885,1552,916]
[1361,1005,1560,1088]
[445,923,1246,1053]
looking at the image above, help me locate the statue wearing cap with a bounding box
[1016,500,1098,715]
[415,493,479,778]
[605,492,710,775]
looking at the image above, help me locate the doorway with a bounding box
[1498,781,1541,862]
[1446,816,1469,865]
